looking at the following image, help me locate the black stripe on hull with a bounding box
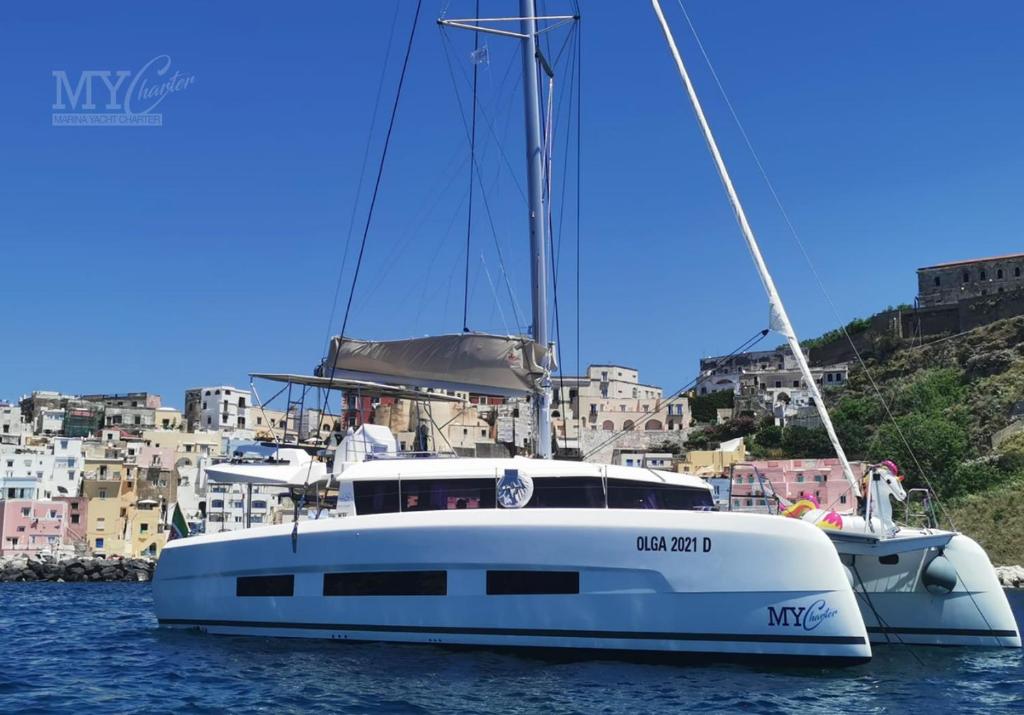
[159,618,865,645]
[867,626,1018,638]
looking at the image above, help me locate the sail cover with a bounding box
[320,333,554,397]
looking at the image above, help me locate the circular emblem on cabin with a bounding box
[497,469,533,509]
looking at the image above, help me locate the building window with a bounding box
[95,538,104,549]
[963,272,969,283]
[840,495,847,504]
[980,270,987,280]
[997,269,1004,279]
[933,276,940,287]
[71,514,79,524]
[1016,267,1021,277]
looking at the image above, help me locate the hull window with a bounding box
[236,574,294,597]
[486,570,580,595]
[323,570,447,596]
[606,479,714,510]
[517,477,605,509]
[400,478,497,511]
[353,480,401,515]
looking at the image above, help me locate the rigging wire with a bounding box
[298,0,425,502]
[575,10,583,448]
[462,0,481,333]
[674,0,955,528]
[581,328,771,462]
[323,2,402,352]
[545,25,580,452]
[440,27,528,334]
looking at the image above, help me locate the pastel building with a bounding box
[728,458,864,513]
[0,437,85,500]
[0,499,70,556]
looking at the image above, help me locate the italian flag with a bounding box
[167,502,189,541]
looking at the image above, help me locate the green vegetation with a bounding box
[689,390,734,424]
[800,316,872,350]
[685,416,756,450]
[744,315,1024,560]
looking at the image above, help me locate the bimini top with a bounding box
[249,373,465,403]
[317,333,555,398]
[337,455,709,489]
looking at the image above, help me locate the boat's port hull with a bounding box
[833,531,1021,648]
[155,509,872,663]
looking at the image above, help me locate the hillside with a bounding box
[687,315,1024,563]
[825,315,1024,562]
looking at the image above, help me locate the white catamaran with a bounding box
[153,2,873,664]
[650,0,1019,648]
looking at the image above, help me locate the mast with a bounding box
[519,0,553,458]
[650,0,861,497]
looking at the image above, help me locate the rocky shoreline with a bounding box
[0,555,155,583]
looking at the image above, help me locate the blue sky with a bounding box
[1,1,1022,410]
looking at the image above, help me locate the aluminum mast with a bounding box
[519,0,552,458]
[650,0,860,497]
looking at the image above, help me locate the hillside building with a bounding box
[917,252,1024,307]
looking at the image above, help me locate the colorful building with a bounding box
[727,458,864,513]
[0,499,70,556]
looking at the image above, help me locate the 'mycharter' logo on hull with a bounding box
[768,599,838,632]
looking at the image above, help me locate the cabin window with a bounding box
[353,480,401,515]
[323,571,446,596]
[606,479,714,510]
[519,477,605,509]
[236,574,294,597]
[400,478,496,511]
[486,570,579,595]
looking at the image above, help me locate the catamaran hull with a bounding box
[155,509,871,663]
[832,531,1020,647]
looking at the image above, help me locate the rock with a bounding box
[995,565,1024,588]
[0,555,159,584]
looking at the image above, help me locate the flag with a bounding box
[470,45,489,66]
[167,502,189,541]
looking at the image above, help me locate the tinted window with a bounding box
[236,574,294,597]
[606,479,714,510]
[521,477,605,508]
[487,570,579,595]
[353,480,400,515]
[323,571,446,596]
[400,478,496,511]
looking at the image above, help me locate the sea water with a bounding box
[2,584,1021,714]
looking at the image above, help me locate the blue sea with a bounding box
[2,585,1021,714]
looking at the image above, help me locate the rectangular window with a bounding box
[400,478,495,511]
[323,571,446,596]
[353,480,401,515]
[486,570,579,595]
[236,574,294,597]
[519,477,605,509]
[606,479,714,510]
[95,538,104,549]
